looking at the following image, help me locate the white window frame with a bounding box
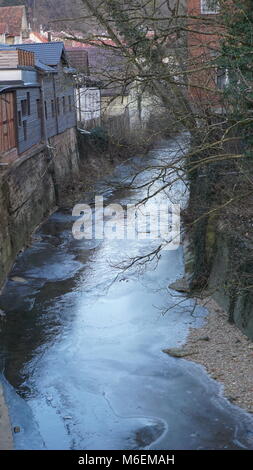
[201,0,220,14]
[216,67,229,90]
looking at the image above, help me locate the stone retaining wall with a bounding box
[0,127,80,289]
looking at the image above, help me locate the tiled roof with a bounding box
[0,6,26,36]
[0,23,8,35]
[30,32,48,44]
[79,45,128,96]
[0,42,67,66]
[0,84,11,93]
[14,42,65,66]
[81,46,125,75]
[0,83,39,93]
[21,39,37,44]
[35,59,57,73]
[66,48,88,74]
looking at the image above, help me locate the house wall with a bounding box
[1,70,77,156]
[22,70,38,84]
[0,50,19,69]
[0,67,37,83]
[187,0,222,105]
[101,89,156,133]
[128,85,156,130]
[0,70,22,81]
[42,75,58,138]
[0,34,23,45]
[41,70,76,139]
[187,0,219,15]
[76,87,101,123]
[14,35,22,44]
[0,126,79,289]
[16,87,42,153]
[53,64,77,134]
[5,36,22,45]
[101,95,129,118]
[187,0,201,13]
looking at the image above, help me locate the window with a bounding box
[56,97,60,115]
[62,96,66,114]
[51,100,55,118]
[21,99,28,116]
[44,101,48,120]
[18,111,22,127]
[21,92,31,117]
[36,99,41,119]
[68,96,72,112]
[23,120,27,141]
[216,67,229,90]
[27,92,31,116]
[201,0,219,14]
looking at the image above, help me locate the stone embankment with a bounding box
[0,384,13,450]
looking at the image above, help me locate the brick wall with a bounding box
[187,0,222,107]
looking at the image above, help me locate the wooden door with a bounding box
[0,92,16,155]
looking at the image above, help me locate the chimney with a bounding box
[48,31,52,42]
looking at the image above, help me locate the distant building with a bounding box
[0,5,29,45]
[78,42,162,132]
[0,42,76,162]
[48,36,132,129]
[49,35,161,132]
[67,47,101,128]
[81,45,129,119]
[28,31,49,44]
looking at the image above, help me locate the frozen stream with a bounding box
[0,136,253,450]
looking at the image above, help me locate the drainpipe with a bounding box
[38,71,48,145]
[78,86,81,123]
[53,73,59,135]
[98,88,101,126]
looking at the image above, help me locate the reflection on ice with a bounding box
[1,135,253,450]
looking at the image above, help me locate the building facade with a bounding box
[0,42,76,162]
[66,48,101,128]
[187,0,223,108]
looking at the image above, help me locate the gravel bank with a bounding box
[184,297,253,414]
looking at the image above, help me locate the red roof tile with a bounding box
[0,6,26,36]
[30,31,48,43]
[66,48,88,73]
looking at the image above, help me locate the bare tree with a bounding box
[51,0,253,304]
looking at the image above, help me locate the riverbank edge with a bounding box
[0,146,128,295]
[0,384,13,450]
[0,134,158,447]
[184,295,253,414]
[169,237,253,415]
